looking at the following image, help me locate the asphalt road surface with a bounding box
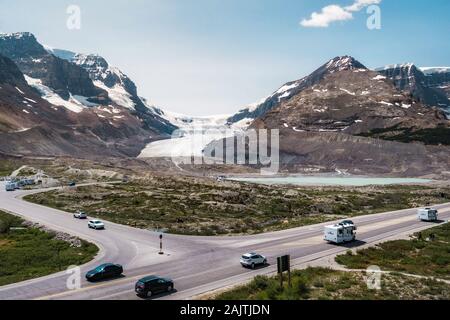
[0,181,448,300]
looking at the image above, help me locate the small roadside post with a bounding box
[159,234,164,255]
[277,255,291,289]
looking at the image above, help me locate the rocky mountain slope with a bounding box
[229,59,450,127]
[228,56,367,125]
[47,48,177,133]
[0,33,108,104]
[377,64,450,116]
[209,56,450,176]
[253,57,448,139]
[0,52,159,157]
[421,67,450,104]
[0,32,178,158]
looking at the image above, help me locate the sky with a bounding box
[0,0,449,116]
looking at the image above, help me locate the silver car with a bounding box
[88,220,105,230]
[240,252,267,269]
[74,211,87,219]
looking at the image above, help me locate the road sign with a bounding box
[277,255,290,273]
[277,255,291,288]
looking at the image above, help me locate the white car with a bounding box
[73,211,87,219]
[88,220,105,230]
[240,252,267,269]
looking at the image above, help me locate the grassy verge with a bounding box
[23,177,450,236]
[335,223,450,280]
[214,267,450,300]
[0,159,19,177]
[0,210,98,286]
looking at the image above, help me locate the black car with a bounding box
[69,181,76,187]
[341,220,355,226]
[85,263,123,282]
[135,276,174,298]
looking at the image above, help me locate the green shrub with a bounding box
[0,220,11,234]
[250,275,270,291]
[293,276,310,298]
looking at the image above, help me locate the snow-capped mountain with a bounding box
[376,63,450,115]
[46,48,177,134]
[230,59,450,127]
[420,67,450,75]
[228,56,367,125]
[0,33,109,106]
[0,32,179,157]
[207,56,450,176]
[252,57,447,138]
[47,49,140,110]
[420,67,450,102]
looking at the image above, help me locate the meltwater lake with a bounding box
[229,176,433,187]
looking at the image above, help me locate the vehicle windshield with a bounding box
[242,255,250,259]
[94,264,108,272]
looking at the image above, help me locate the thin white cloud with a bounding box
[300,0,382,28]
[300,5,353,28]
[345,0,382,12]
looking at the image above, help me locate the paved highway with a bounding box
[0,181,448,300]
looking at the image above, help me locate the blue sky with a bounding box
[0,0,449,115]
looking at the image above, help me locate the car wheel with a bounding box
[263,259,267,265]
[146,290,153,298]
[251,263,255,269]
[167,285,173,292]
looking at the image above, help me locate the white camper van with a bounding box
[418,208,438,222]
[324,222,357,244]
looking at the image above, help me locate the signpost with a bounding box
[159,234,164,255]
[277,255,291,289]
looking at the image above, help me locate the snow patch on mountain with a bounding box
[93,80,135,110]
[375,63,415,71]
[420,67,450,75]
[25,75,87,113]
[372,75,386,80]
[49,49,141,111]
[339,88,356,95]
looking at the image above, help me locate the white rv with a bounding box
[418,208,438,222]
[324,222,357,244]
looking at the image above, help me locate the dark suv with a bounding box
[85,263,123,282]
[135,276,174,298]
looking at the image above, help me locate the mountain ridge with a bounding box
[0,32,177,135]
[376,63,450,115]
[0,33,177,158]
[227,56,368,125]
